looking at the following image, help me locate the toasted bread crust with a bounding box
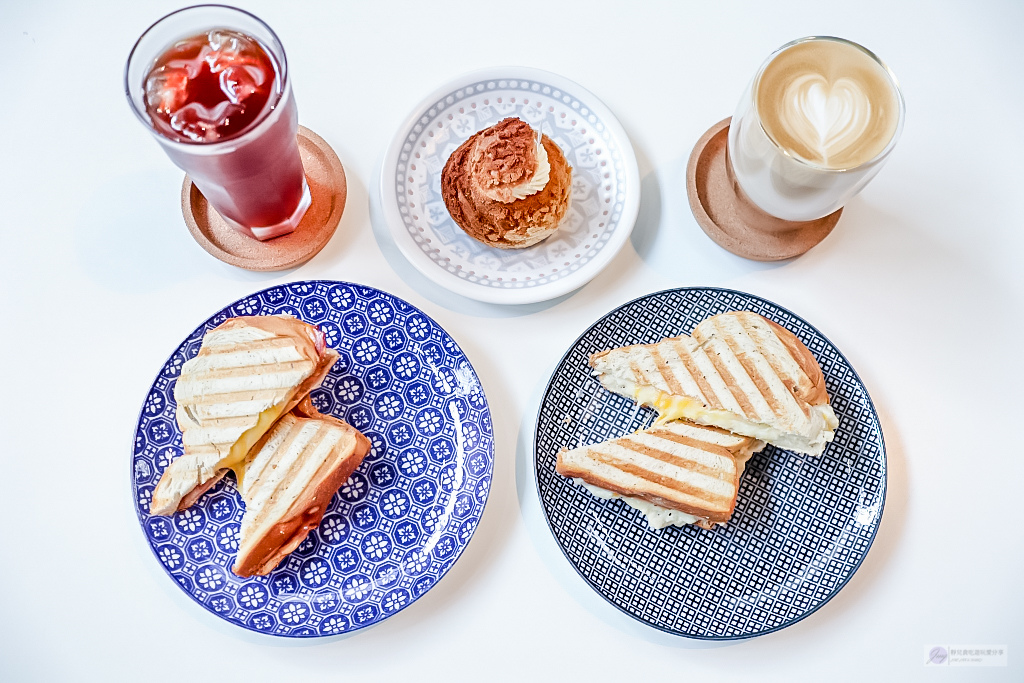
[441,118,572,249]
[762,318,829,407]
[176,469,227,511]
[232,400,371,577]
[222,316,324,352]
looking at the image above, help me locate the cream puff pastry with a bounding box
[441,117,572,249]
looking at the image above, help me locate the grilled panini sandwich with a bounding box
[556,421,764,529]
[233,397,370,576]
[590,311,837,456]
[150,316,338,516]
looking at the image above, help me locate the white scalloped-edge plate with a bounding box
[379,67,640,305]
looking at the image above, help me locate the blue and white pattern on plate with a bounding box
[380,67,640,305]
[534,288,886,640]
[132,281,493,637]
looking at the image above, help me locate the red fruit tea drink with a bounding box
[126,7,309,240]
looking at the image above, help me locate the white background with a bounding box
[1,1,1022,681]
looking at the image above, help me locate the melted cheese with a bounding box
[219,404,288,487]
[635,386,703,425]
[633,384,818,450]
[575,479,700,529]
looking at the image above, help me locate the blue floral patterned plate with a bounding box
[132,281,494,637]
[534,288,886,639]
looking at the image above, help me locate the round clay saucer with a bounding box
[181,126,346,271]
[685,117,841,261]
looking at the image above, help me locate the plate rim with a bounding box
[532,286,888,640]
[378,65,641,305]
[131,279,495,638]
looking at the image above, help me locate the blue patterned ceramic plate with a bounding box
[132,281,493,637]
[534,288,886,640]
[379,67,640,305]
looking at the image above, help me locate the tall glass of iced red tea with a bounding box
[125,5,309,240]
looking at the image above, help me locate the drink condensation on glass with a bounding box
[125,5,310,240]
[727,36,905,222]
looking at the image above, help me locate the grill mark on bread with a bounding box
[708,314,812,421]
[242,415,302,489]
[756,318,826,408]
[644,430,740,473]
[233,401,370,576]
[646,338,702,403]
[586,448,734,507]
[615,438,729,481]
[651,421,750,447]
[755,330,813,419]
[178,366,313,390]
[555,450,731,521]
[733,313,811,419]
[587,348,611,367]
[629,354,659,390]
[706,321,785,420]
[697,335,761,420]
[670,338,722,410]
[198,335,307,356]
[176,387,304,408]
[650,345,683,395]
[184,359,313,381]
[765,319,828,406]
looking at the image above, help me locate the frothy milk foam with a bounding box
[728,37,903,221]
[756,40,899,169]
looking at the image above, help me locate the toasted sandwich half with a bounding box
[556,421,764,529]
[233,397,370,577]
[589,311,838,456]
[150,316,338,516]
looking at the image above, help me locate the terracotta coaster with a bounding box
[685,117,841,261]
[181,126,347,271]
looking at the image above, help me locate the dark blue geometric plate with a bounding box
[534,288,885,640]
[133,281,493,637]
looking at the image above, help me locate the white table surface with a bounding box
[2,1,1022,680]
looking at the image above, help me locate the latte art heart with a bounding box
[782,75,872,166]
[754,39,900,170]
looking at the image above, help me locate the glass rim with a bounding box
[750,35,906,173]
[124,3,290,149]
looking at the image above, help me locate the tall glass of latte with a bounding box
[728,37,905,222]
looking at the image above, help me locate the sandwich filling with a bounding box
[630,383,837,455]
[573,478,702,528]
